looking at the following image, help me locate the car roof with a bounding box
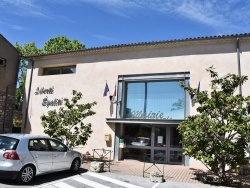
[0,134,51,140]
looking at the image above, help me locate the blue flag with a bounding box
[103,83,109,97]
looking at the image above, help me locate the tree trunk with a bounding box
[218,162,226,183]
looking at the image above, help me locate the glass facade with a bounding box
[125,81,184,120]
[123,124,183,164]
[124,124,151,146]
[118,74,188,164]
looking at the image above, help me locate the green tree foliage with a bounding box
[14,36,85,108]
[41,90,97,148]
[178,66,250,183]
[14,42,42,109]
[44,36,85,53]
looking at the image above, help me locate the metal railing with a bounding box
[92,149,113,172]
[143,153,166,177]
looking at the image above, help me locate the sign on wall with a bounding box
[34,87,63,108]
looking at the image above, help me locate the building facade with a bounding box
[0,34,20,133]
[22,34,250,168]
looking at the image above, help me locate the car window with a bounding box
[0,136,18,150]
[29,139,50,151]
[49,139,67,152]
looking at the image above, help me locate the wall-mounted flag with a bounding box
[188,81,200,99]
[109,84,116,101]
[113,85,116,97]
[103,82,110,97]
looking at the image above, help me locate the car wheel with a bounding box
[70,158,80,173]
[16,165,35,184]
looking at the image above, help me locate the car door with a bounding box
[28,139,53,173]
[48,139,72,171]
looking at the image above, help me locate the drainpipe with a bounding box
[2,84,16,133]
[236,37,242,95]
[23,59,34,133]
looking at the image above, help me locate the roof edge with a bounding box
[25,33,250,60]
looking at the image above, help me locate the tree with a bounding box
[44,36,85,53]
[41,90,97,148]
[14,36,85,109]
[178,66,250,183]
[15,42,42,110]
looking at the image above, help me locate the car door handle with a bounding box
[54,154,57,157]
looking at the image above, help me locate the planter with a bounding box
[89,161,104,173]
[150,172,164,183]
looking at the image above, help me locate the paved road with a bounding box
[0,168,228,188]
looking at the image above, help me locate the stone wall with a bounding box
[0,91,15,133]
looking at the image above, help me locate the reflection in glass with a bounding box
[125,83,145,117]
[62,67,76,74]
[125,81,184,120]
[154,150,166,162]
[170,127,182,148]
[154,127,166,147]
[170,150,182,162]
[43,66,76,75]
[131,137,150,146]
[123,148,150,161]
[124,124,151,146]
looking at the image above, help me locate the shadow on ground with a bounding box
[190,168,250,188]
[0,167,88,187]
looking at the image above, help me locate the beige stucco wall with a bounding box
[23,38,250,167]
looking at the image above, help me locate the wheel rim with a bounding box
[21,166,34,182]
[73,160,79,171]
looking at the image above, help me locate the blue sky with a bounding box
[1,0,250,48]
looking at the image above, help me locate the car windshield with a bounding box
[0,136,19,150]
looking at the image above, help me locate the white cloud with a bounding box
[0,0,48,17]
[2,0,250,33]
[74,0,250,32]
[78,0,142,17]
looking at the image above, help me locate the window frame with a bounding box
[28,139,50,152]
[43,65,76,76]
[117,72,190,120]
[48,139,68,152]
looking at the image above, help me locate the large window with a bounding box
[124,80,184,120]
[43,65,76,75]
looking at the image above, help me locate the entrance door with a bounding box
[122,124,183,164]
[152,126,167,163]
[168,125,183,164]
[152,125,182,164]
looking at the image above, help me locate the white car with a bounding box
[131,137,150,146]
[0,134,82,184]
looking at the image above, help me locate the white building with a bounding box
[22,33,250,168]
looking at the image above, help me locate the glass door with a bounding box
[152,125,167,163]
[152,125,183,164]
[168,125,183,164]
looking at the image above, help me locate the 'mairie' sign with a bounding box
[126,110,171,119]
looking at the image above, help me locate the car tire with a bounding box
[16,165,35,184]
[70,158,80,173]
